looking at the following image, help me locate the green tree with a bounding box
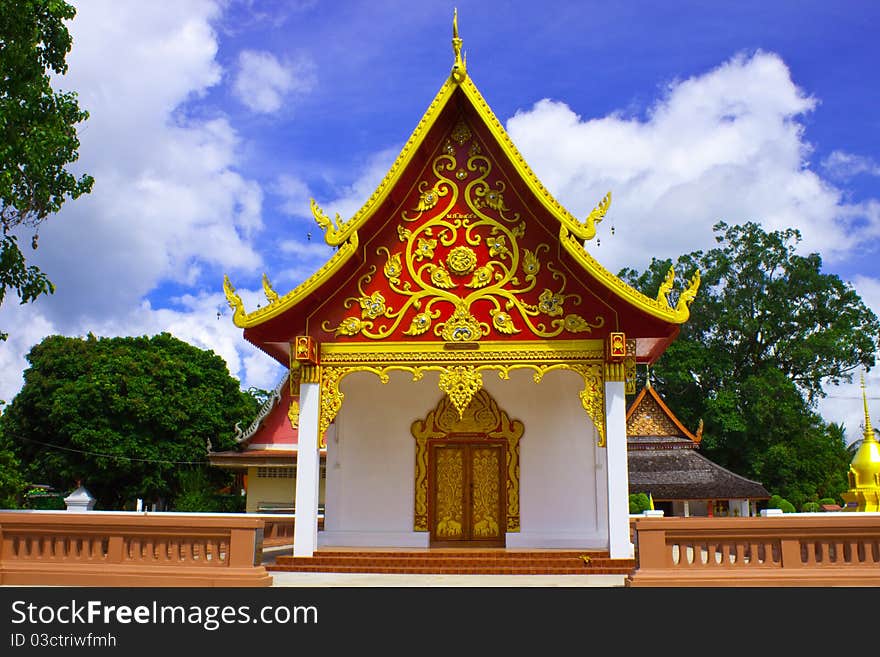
[1,333,259,509]
[620,222,879,509]
[0,0,94,339]
[0,419,26,507]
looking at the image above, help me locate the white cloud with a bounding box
[822,151,880,180]
[506,50,880,274]
[233,50,315,114]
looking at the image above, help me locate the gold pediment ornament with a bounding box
[323,124,606,342]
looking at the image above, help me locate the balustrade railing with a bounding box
[0,511,272,587]
[628,514,880,586]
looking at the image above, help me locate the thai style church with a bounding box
[212,13,701,560]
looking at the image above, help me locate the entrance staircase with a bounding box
[267,549,635,575]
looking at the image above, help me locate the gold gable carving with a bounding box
[322,120,605,343]
[627,394,684,438]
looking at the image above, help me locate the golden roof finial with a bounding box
[451,8,467,82]
[862,371,876,442]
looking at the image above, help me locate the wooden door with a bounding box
[430,440,505,547]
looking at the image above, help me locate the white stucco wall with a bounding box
[320,368,607,549]
[483,370,607,548]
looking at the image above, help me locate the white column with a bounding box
[683,500,690,518]
[604,378,633,559]
[293,371,321,557]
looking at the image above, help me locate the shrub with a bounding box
[629,493,651,514]
[767,494,796,513]
[818,497,838,507]
[801,501,821,513]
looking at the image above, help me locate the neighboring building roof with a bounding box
[628,449,770,500]
[222,16,700,367]
[207,448,326,470]
[230,374,297,448]
[626,384,770,501]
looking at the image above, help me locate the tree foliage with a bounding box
[620,222,879,509]
[1,333,259,509]
[0,0,94,338]
[0,421,26,507]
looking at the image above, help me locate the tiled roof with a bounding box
[628,448,770,500]
[626,384,769,500]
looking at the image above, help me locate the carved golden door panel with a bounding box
[429,440,505,547]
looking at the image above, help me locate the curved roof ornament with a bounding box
[451,8,467,82]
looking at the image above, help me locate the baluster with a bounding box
[706,543,717,567]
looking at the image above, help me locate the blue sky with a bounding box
[1,0,878,443]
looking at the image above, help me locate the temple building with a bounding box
[626,382,769,516]
[207,374,327,514]
[218,13,700,560]
[841,374,880,512]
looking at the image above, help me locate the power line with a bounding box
[17,436,208,466]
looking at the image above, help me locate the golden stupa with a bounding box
[841,373,880,511]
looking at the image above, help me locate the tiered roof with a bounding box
[626,384,769,501]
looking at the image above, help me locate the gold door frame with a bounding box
[412,389,522,533]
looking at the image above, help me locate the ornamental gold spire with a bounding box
[862,371,876,442]
[451,8,467,82]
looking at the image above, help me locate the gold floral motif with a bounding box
[451,120,472,145]
[464,264,493,289]
[486,234,509,259]
[522,249,540,277]
[333,316,364,337]
[415,189,440,212]
[381,247,403,283]
[538,289,565,317]
[414,237,437,261]
[490,309,519,334]
[446,245,477,275]
[428,263,455,289]
[403,311,435,336]
[438,365,484,418]
[562,313,603,333]
[437,303,486,342]
[358,291,386,319]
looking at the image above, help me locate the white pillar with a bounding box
[683,500,690,517]
[293,372,321,557]
[604,378,633,559]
